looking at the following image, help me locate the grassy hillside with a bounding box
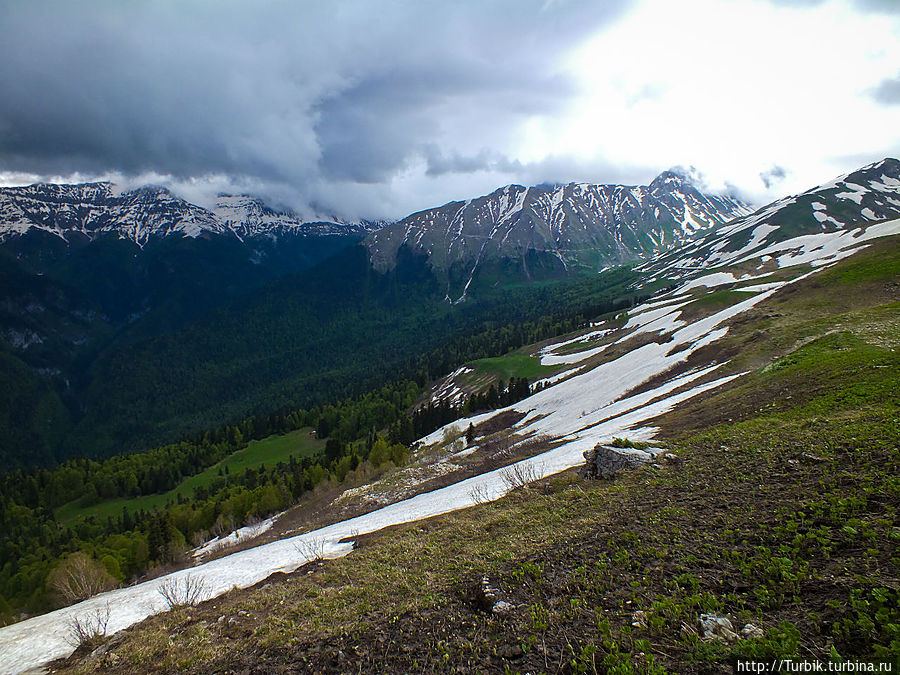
[53,428,324,524]
[470,351,558,380]
[56,239,899,673]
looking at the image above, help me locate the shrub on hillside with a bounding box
[48,552,117,604]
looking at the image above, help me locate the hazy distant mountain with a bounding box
[0,182,378,245]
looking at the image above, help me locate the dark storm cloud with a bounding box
[422,146,524,177]
[420,145,653,191]
[0,0,629,216]
[759,165,788,189]
[871,73,900,105]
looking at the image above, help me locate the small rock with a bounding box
[217,615,226,624]
[699,613,738,642]
[741,623,764,639]
[474,575,509,612]
[631,610,648,628]
[786,458,800,467]
[718,626,740,641]
[497,643,524,660]
[492,601,514,615]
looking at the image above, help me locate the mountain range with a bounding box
[0,182,378,244]
[0,155,898,674]
[0,159,897,466]
[365,170,751,292]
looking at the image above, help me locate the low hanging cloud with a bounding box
[870,73,900,105]
[759,165,788,189]
[0,0,630,219]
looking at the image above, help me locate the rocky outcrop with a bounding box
[579,443,680,479]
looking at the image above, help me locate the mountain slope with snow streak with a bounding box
[365,171,751,282]
[642,157,900,280]
[2,207,896,674]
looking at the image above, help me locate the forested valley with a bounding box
[0,262,657,624]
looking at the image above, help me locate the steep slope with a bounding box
[365,170,751,298]
[644,157,900,278]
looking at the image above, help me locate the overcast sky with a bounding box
[1,0,898,220]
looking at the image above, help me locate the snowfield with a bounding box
[1,218,897,675]
[191,515,280,560]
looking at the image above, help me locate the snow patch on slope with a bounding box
[2,218,899,675]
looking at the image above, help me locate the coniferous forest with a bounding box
[0,255,656,623]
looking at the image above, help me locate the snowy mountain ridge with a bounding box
[0,182,379,245]
[365,170,753,277]
[642,157,900,278]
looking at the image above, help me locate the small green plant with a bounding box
[832,586,900,658]
[610,438,650,450]
[732,621,801,658]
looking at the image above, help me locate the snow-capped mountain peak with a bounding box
[0,183,378,245]
[365,171,753,278]
[640,157,900,279]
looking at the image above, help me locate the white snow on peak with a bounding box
[869,174,900,192]
[831,178,879,206]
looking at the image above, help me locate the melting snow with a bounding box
[2,220,899,675]
[734,218,900,269]
[540,342,610,366]
[677,273,737,292]
[192,516,279,559]
[534,367,579,389]
[834,183,866,204]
